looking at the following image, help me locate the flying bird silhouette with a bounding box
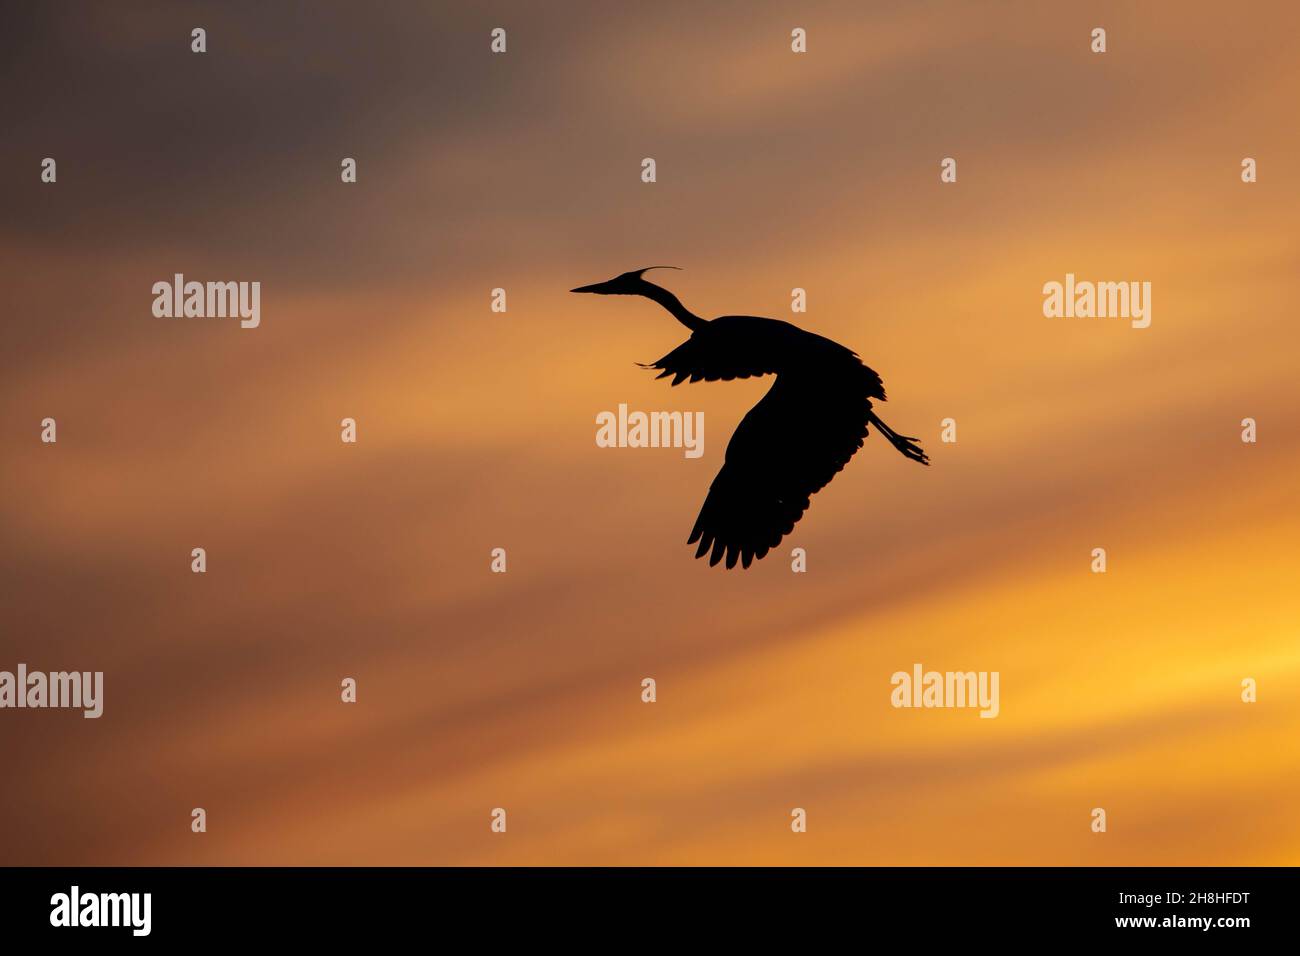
[572,267,929,569]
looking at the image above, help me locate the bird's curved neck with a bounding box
[639,281,707,332]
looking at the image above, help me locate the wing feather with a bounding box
[687,366,876,568]
[639,317,780,385]
[643,315,893,568]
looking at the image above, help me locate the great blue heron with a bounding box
[572,267,929,569]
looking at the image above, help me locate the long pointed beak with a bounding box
[570,281,607,294]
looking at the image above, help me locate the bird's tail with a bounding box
[868,411,930,466]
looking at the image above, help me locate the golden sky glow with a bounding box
[1,0,1298,864]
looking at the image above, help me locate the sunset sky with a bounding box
[2,0,1298,865]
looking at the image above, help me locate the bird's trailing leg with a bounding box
[868,411,930,465]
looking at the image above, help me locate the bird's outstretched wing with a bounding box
[644,317,887,400]
[640,328,777,385]
[687,364,881,569]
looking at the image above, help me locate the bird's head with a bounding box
[570,266,680,296]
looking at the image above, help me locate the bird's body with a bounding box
[573,268,928,569]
